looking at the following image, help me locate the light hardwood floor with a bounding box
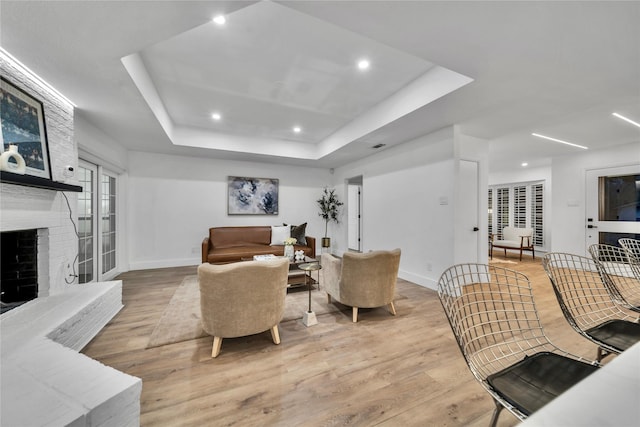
[82,256,598,426]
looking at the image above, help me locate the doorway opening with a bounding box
[347,176,363,252]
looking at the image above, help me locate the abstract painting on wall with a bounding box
[228,176,279,215]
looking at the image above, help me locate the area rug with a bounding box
[148,276,407,349]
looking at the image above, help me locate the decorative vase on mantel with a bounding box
[0,145,26,175]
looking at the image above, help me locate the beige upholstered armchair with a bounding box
[197,257,289,358]
[321,249,401,322]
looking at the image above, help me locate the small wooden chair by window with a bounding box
[490,226,534,261]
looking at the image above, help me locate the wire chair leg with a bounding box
[489,399,504,427]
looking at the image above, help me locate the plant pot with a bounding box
[321,237,331,248]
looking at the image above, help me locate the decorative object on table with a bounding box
[1,77,51,179]
[0,144,26,174]
[294,250,305,262]
[283,237,297,261]
[253,254,276,261]
[299,261,322,327]
[316,187,343,248]
[227,176,278,215]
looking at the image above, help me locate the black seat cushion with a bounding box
[486,352,598,415]
[586,319,640,352]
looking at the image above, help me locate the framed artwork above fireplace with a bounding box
[0,77,52,179]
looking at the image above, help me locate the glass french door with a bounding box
[78,160,117,283]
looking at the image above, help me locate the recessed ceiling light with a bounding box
[211,112,221,121]
[612,112,640,128]
[293,126,301,133]
[521,162,528,167]
[212,15,226,25]
[357,59,370,71]
[531,133,588,150]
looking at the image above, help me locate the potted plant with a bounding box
[316,187,343,248]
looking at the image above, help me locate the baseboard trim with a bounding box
[399,269,437,290]
[128,257,199,271]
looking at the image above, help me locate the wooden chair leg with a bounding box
[352,307,358,323]
[519,248,523,261]
[212,336,223,358]
[270,325,281,345]
[504,248,507,258]
[389,301,396,316]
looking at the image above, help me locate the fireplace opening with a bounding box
[1,229,39,314]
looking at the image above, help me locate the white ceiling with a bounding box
[1,1,639,172]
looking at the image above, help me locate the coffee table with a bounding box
[241,255,318,288]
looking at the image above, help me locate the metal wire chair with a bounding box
[619,238,640,263]
[542,252,640,362]
[438,263,599,427]
[588,243,640,313]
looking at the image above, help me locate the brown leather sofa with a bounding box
[202,226,316,264]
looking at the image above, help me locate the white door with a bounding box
[586,165,640,250]
[459,160,480,263]
[78,160,118,283]
[347,184,361,251]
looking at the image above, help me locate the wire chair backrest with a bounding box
[619,238,640,263]
[588,244,640,310]
[542,253,637,333]
[438,264,556,382]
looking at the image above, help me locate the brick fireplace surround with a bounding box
[1,52,141,425]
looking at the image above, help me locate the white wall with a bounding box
[75,112,128,173]
[551,141,640,255]
[332,127,458,289]
[75,113,130,275]
[127,151,330,269]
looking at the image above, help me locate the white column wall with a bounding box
[332,127,457,289]
[126,151,330,270]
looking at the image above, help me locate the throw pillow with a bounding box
[270,225,290,245]
[285,222,307,246]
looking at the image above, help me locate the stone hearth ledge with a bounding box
[0,281,142,426]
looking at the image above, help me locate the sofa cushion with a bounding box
[270,225,290,245]
[211,226,271,248]
[286,222,307,246]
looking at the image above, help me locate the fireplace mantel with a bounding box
[0,171,82,192]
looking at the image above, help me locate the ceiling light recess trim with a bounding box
[531,133,588,150]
